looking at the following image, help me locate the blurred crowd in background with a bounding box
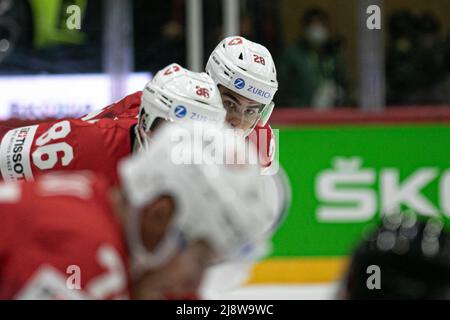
[386,10,450,105]
[1,0,450,108]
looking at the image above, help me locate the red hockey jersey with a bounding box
[0,172,129,299]
[0,118,136,184]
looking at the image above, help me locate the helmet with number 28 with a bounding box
[206,36,278,135]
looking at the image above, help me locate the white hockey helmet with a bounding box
[206,36,278,129]
[119,122,289,274]
[136,63,226,148]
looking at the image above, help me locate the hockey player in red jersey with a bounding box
[0,123,285,300]
[0,64,226,184]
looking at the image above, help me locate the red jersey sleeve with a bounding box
[0,118,136,185]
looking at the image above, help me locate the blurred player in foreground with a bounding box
[0,65,225,184]
[0,123,287,299]
[340,212,450,299]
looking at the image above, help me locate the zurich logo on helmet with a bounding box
[174,105,187,118]
[234,78,245,90]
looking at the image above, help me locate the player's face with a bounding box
[219,85,262,132]
[132,240,214,299]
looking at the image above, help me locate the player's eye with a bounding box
[224,100,237,112]
[244,109,257,117]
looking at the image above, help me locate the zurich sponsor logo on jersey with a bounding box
[174,105,187,118]
[234,78,245,90]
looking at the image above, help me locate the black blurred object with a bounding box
[301,6,330,28]
[343,212,450,300]
[445,34,450,74]
[388,10,416,39]
[386,10,448,105]
[416,11,440,36]
[134,0,186,73]
[414,12,446,99]
[0,0,32,65]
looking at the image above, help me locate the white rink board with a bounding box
[203,282,340,300]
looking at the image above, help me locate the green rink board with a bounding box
[270,124,450,257]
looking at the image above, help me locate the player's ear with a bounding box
[140,195,175,251]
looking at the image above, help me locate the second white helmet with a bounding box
[137,63,227,147]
